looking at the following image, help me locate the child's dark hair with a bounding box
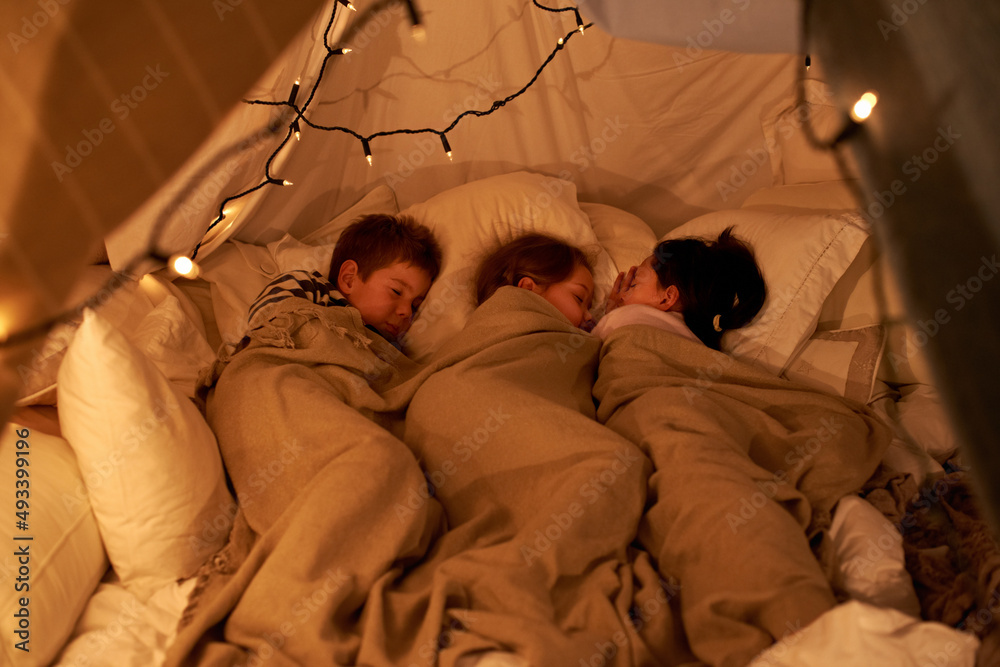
[652,226,766,350]
[329,213,443,284]
[474,232,594,305]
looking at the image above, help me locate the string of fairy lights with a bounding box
[185,0,591,262]
[0,0,593,349]
[2,0,886,351]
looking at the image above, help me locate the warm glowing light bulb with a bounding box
[850,91,878,122]
[440,134,453,161]
[362,138,372,166]
[411,24,427,42]
[169,255,200,279]
[557,37,565,46]
[282,179,293,186]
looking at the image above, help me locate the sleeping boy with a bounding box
[246,212,441,347]
[171,213,448,667]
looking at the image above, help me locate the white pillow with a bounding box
[0,423,108,667]
[828,496,921,617]
[660,208,870,375]
[57,309,233,601]
[129,294,217,398]
[580,201,658,275]
[399,171,618,362]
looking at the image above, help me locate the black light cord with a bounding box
[1,0,591,349]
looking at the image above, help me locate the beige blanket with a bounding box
[166,300,446,665]
[167,287,697,666]
[593,323,894,667]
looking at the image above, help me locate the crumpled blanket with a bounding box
[592,323,894,667]
[166,288,699,666]
[359,286,697,666]
[166,300,446,666]
[862,462,1000,667]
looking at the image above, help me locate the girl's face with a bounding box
[535,262,595,329]
[621,256,673,309]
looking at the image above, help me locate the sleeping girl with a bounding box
[592,228,895,666]
[593,226,765,347]
[356,233,696,667]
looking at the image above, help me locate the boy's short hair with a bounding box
[328,213,443,284]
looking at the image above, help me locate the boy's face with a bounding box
[339,260,432,341]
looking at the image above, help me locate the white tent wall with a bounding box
[105,0,805,265]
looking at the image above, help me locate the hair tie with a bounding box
[712,314,723,332]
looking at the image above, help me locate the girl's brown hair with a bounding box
[474,233,594,305]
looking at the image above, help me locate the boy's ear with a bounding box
[656,285,681,312]
[516,276,541,293]
[337,260,359,294]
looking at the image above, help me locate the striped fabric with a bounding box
[247,269,349,328]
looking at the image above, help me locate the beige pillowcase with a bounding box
[782,325,887,404]
[0,423,107,667]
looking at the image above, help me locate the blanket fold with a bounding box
[593,323,894,667]
[167,301,445,666]
[167,288,699,667]
[359,287,695,666]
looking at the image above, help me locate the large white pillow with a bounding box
[0,423,108,667]
[399,171,618,362]
[661,208,870,375]
[57,309,234,601]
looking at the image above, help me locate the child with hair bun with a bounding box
[594,226,766,347]
[592,226,893,666]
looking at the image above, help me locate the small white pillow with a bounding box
[57,309,234,601]
[399,171,618,362]
[828,495,921,617]
[0,423,108,667]
[129,293,217,398]
[580,201,658,274]
[661,208,870,375]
